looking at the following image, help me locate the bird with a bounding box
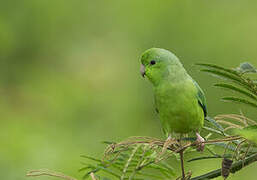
[140,48,207,151]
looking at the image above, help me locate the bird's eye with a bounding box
[150,60,156,65]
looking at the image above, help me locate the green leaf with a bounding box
[102,141,116,145]
[158,162,176,176]
[205,116,224,132]
[203,126,227,136]
[100,177,112,180]
[145,164,174,177]
[236,62,257,74]
[210,142,236,151]
[200,69,241,82]
[233,125,257,144]
[222,97,257,108]
[196,63,239,76]
[79,166,92,172]
[215,83,257,101]
[133,171,167,179]
[81,155,102,162]
[244,125,257,131]
[144,166,174,178]
[197,62,257,96]
[200,69,255,94]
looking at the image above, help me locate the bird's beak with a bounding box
[140,64,145,78]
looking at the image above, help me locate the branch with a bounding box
[191,153,257,180]
[26,169,77,180]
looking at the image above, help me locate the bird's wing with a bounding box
[192,80,207,117]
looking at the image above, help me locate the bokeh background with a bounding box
[1,0,257,179]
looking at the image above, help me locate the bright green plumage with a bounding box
[140,48,207,136]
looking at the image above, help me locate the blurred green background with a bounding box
[1,0,257,179]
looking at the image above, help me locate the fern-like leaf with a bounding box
[200,68,256,97]
[196,63,239,76]
[214,83,257,101]
[205,116,224,132]
[222,97,257,108]
[200,69,241,82]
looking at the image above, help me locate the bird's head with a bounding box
[140,48,182,85]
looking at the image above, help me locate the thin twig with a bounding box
[215,114,247,126]
[224,126,236,131]
[216,114,257,125]
[216,120,243,129]
[26,169,77,180]
[105,136,242,156]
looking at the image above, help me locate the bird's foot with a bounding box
[196,132,205,152]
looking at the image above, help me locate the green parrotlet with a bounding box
[140,48,207,150]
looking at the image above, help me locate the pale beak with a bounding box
[140,64,145,77]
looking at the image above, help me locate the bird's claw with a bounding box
[196,132,205,152]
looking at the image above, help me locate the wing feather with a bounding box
[192,80,207,117]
